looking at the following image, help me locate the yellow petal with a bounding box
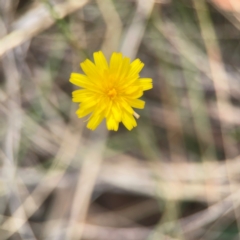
[119,76,139,89]
[86,99,107,130]
[127,99,145,109]
[70,73,93,89]
[122,111,137,131]
[76,98,98,118]
[94,51,108,70]
[117,57,131,83]
[129,59,144,77]
[104,100,113,118]
[80,60,103,88]
[111,102,122,122]
[72,89,94,102]
[81,98,98,109]
[139,78,153,91]
[106,114,119,131]
[124,86,143,99]
[110,52,123,74]
[119,99,134,114]
[124,85,141,95]
[87,113,105,130]
[76,105,95,118]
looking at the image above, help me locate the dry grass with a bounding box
[1,0,240,239]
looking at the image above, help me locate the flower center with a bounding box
[107,88,117,99]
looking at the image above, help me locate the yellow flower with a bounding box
[70,51,152,131]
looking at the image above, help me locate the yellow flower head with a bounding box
[70,51,152,131]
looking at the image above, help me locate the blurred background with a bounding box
[1,0,240,239]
